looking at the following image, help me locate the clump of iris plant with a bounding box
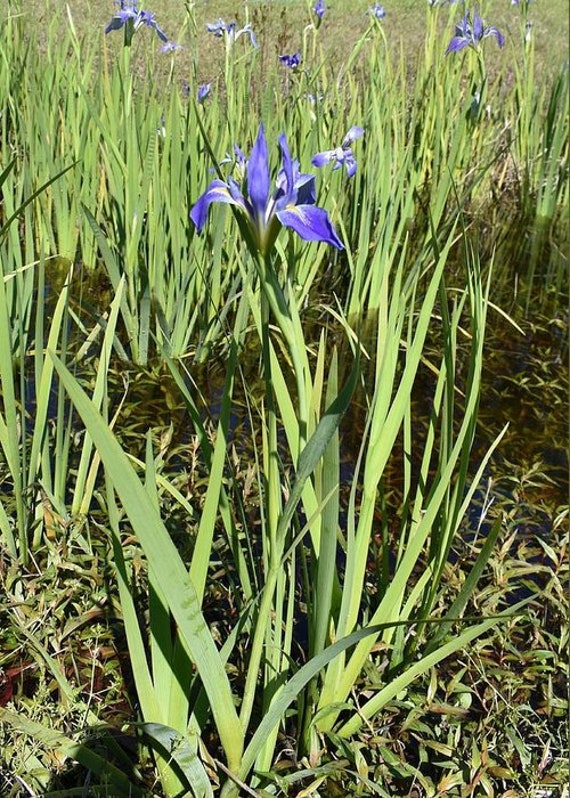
[190,124,343,256]
[105,1,168,46]
[445,7,505,54]
[278,52,302,69]
[312,127,364,179]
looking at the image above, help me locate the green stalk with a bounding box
[238,283,282,734]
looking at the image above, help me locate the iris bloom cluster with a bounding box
[445,7,505,54]
[105,1,168,44]
[312,127,364,179]
[206,19,258,48]
[190,125,344,256]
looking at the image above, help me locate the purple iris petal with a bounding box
[105,16,128,34]
[342,126,365,147]
[311,151,335,169]
[484,25,505,48]
[240,25,258,49]
[472,9,484,41]
[247,125,271,220]
[275,161,316,207]
[343,154,358,179]
[291,170,316,206]
[234,145,247,166]
[190,179,246,232]
[446,35,470,53]
[206,19,230,37]
[277,134,295,203]
[138,10,168,41]
[277,205,343,249]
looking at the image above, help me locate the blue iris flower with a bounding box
[206,18,258,48]
[445,7,505,54]
[278,52,302,69]
[197,83,212,103]
[312,126,365,179]
[369,3,386,20]
[313,0,326,21]
[160,41,182,53]
[105,1,168,43]
[190,124,344,255]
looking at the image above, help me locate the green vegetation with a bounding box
[0,1,568,795]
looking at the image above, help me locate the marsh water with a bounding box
[99,290,568,552]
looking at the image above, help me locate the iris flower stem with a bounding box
[239,281,282,735]
[259,256,310,450]
[123,19,134,48]
[239,253,311,739]
[469,48,487,126]
[259,277,281,560]
[256,253,310,505]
